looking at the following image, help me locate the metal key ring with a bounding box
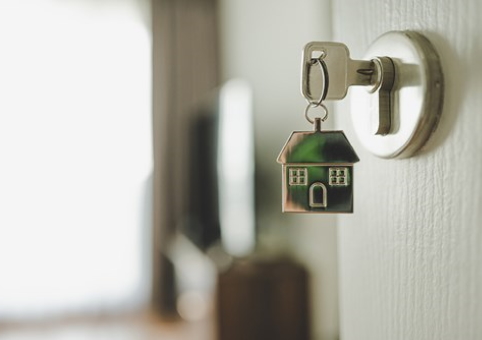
[302,56,329,105]
[305,102,329,124]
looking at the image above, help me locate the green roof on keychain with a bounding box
[277,53,359,213]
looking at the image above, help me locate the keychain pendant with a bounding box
[277,118,359,213]
[277,49,359,213]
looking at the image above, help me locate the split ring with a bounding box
[302,56,330,106]
[305,102,329,124]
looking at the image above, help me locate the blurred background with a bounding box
[0,0,338,339]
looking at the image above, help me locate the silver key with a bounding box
[301,42,394,135]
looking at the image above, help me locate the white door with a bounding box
[335,1,482,339]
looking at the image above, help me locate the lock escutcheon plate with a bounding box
[350,31,444,159]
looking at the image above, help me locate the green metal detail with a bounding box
[277,130,360,164]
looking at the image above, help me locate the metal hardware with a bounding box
[301,41,395,136]
[302,55,329,105]
[277,128,359,213]
[351,31,444,158]
[304,103,329,124]
[277,30,444,214]
[277,43,362,214]
[369,57,395,136]
[302,42,377,100]
[301,31,444,159]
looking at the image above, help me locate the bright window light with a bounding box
[0,0,152,319]
[218,80,256,257]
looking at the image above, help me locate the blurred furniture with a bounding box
[217,258,310,340]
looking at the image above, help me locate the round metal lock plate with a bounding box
[350,31,444,158]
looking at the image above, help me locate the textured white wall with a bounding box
[219,1,339,339]
[334,1,482,339]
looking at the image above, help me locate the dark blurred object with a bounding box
[185,104,221,250]
[217,258,310,340]
[157,254,178,316]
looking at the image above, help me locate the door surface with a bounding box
[335,1,482,339]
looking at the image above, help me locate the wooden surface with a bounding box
[217,260,310,340]
[0,313,214,340]
[334,1,482,339]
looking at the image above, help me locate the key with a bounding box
[301,42,394,135]
[301,42,374,101]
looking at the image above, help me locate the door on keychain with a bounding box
[333,1,482,340]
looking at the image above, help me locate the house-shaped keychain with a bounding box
[277,122,360,213]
